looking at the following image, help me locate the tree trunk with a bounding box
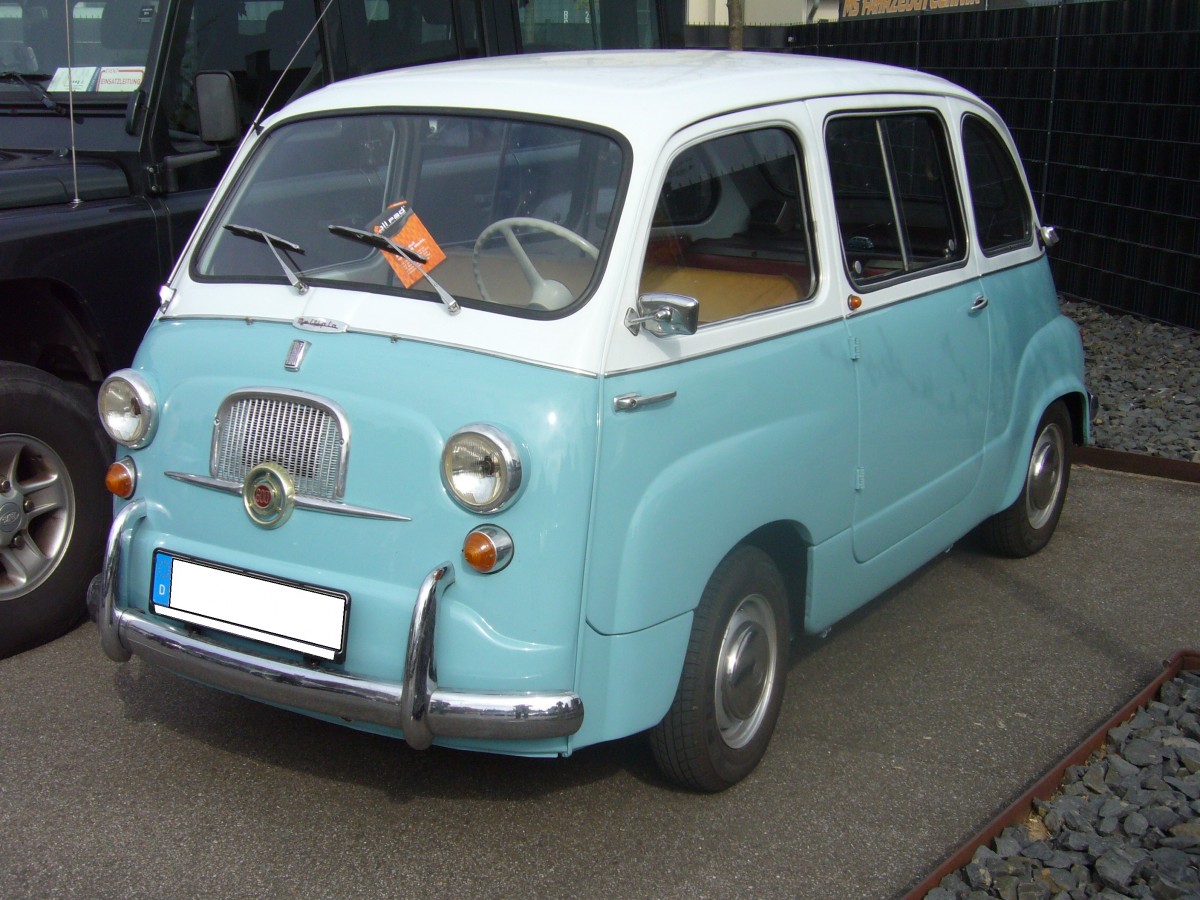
[728,0,744,50]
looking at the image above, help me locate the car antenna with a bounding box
[250,0,335,136]
[62,0,80,207]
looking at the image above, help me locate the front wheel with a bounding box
[980,400,1072,558]
[0,363,111,657]
[650,545,789,792]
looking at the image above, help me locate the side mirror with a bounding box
[1039,224,1060,248]
[196,70,240,144]
[625,293,699,338]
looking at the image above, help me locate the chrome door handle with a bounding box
[613,391,676,413]
[970,295,989,312]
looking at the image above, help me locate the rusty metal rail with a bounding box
[1075,447,1200,484]
[904,648,1200,898]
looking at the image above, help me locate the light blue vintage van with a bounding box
[94,51,1089,791]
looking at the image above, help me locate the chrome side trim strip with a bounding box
[165,472,412,522]
[97,553,583,743]
[295,496,412,522]
[165,472,240,494]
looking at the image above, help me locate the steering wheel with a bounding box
[472,217,599,308]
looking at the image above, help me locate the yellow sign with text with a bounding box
[841,0,982,16]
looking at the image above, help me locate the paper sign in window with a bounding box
[368,201,446,289]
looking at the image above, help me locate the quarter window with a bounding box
[962,115,1033,255]
[639,128,817,325]
[826,112,966,288]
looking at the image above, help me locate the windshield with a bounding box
[196,113,626,315]
[0,0,161,94]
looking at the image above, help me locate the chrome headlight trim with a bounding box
[98,370,158,448]
[441,424,523,514]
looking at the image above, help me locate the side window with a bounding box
[639,128,817,325]
[365,0,478,72]
[165,0,321,144]
[826,112,966,287]
[518,0,660,50]
[962,115,1033,255]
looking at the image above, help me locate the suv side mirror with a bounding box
[196,71,240,144]
[625,293,700,337]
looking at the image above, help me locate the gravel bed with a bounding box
[926,672,1200,900]
[1061,301,1200,464]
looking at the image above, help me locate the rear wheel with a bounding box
[0,363,111,657]
[980,400,1072,558]
[650,545,789,792]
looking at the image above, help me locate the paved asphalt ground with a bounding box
[2,466,1198,899]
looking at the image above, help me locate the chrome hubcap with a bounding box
[714,594,778,749]
[1025,422,1064,531]
[0,435,75,601]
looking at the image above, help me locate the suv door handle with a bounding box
[970,295,989,312]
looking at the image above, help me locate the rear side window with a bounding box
[962,115,1034,255]
[826,112,966,288]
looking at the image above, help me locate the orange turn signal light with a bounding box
[848,294,863,312]
[462,525,513,575]
[105,458,136,499]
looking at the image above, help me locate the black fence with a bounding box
[689,0,1199,330]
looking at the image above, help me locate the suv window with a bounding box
[364,0,481,71]
[826,111,966,288]
[520,0,660,51]
[962,115,1033,255]
[639,128,817,325]
[0,0,159,94]
[165,0,320,142]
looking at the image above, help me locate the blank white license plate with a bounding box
[151,551,349,660]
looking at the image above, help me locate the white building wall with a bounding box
[687,0,838,25]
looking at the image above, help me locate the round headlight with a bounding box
[98,370,158,448]
[441,424,523,514]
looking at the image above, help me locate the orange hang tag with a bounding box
[369,200,446,289]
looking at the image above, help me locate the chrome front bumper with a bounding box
[96,500,583,747]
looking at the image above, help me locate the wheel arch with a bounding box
[738,520,811,640]
[1060,388,1089,447]
[0,278,107,384]
[996,387,1087,514]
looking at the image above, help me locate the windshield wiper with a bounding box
[0,71,67,114]
[328,224,460,315]
[224,224,309,294]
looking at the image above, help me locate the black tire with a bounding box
[650,545,789,792]
[980,400,1072,559]
[0,363,112,657]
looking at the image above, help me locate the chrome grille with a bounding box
[212,391,348,500]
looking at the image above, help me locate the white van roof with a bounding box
[277,49,972,139]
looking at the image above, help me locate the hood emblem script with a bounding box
[243,462,295,529]
[293,316,347,333]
